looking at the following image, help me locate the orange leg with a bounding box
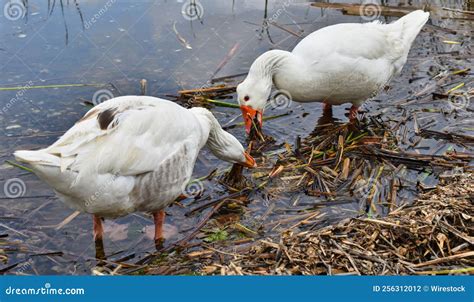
[153,210,166,242]
[93,215,103,241]
[93,215,105,260]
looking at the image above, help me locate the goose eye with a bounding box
[243,96,250,102]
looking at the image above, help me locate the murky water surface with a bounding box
[0,0,472,274]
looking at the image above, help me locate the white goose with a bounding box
[237,10,430,133]
[14,96,255,245]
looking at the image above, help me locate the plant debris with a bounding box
[139,173,473,276]
[221,164,251,190]
[217,173,474,275]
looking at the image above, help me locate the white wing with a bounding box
[45,96,204,182]
[294,11,429,71]
[293,22,402,65]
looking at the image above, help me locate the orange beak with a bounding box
[241,151,256,168]
[240,105,263,134]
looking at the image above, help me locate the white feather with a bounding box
[14,96,248,218]
[237,10,430,109]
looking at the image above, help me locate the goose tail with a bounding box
[393,10,430,47]
[14,150,60,167]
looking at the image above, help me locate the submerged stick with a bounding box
[211,42,240,78]
[0,83,106,91]
[172,21,192,50]
[186,188,251,216]
[311,2,417,18]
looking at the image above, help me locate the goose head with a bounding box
[207,129,256,168]
[236,76,271,134]
[192,107,256,168]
